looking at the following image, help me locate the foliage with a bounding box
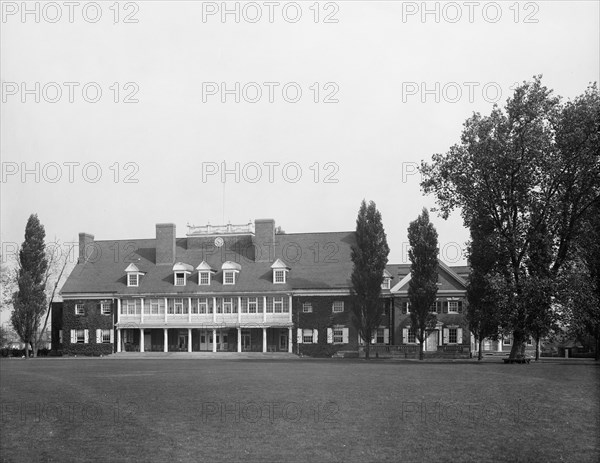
[421,76,600,359]
[407,208,439,360]
[350,199,390,359]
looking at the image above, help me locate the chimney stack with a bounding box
[253,219,275,262]
[78,233,94,264]
[156,223,176,265]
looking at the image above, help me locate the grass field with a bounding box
[1,357,598,463]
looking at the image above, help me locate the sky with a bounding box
[1,0,599,320]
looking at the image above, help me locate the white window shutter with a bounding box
[457,328,463,344]
[84,329,89,344]
[342,328,349,344]
[358,333,364,345]
[59,330,62,343]
[110,330,114,344]
[96,329,101,344]
[327,328,333,344]
[371,333,376,344]
[297,328,303,344]
[313,329,318,344]
[402,328,408,344]
[70,330,75,343]
[443,328,449,344]
[384,329,389,345]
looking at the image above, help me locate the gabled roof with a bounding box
[222,261,242,271]
[124,263,141,273]
[389,260,469,293]
[271,258,290,270]
[196,261,215,272]
[60,231,357,295]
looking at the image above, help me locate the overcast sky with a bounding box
[1,0,599,288]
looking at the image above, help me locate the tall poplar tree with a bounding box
[407,208,439,361]
[350,200,390,360]
[11,214,48,358]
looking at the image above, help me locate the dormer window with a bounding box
[125,263,144,287]
[271,258,290,284]
[381,269,392,290]
[221,261,241,285]
[196,261,215,286]
[172,262,193,287]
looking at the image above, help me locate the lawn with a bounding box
[0,358,598,463]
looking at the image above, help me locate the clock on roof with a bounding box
[214,237,224,247]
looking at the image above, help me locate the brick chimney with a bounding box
[78,233,94,264]
[253,219,275,262]
[156,223,176,265]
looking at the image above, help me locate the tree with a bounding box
[10,214,48,358]
[350,200,390,360]
[407,208,439,360]
[1,255,16,312]
[421,77,600,359]
[465,214,501,360]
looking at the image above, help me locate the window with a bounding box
[75,304,84,315]
[302,302,312,313]
[377,328,385,344]
[430,301,441,313]
[274,269,286,284]
[101,330,111,343]
[248,297,257,313]
[175,272,186,286]
[198,298,208,314]
[448,301,459,313]
[333,328,344,343]
[76,329,85,343]
[128,274,138,287]
[302,329,314,344]
[199,272,210,285]
[503,336,512,346]
[274,297,283,313]
[224,271,235,285]
[404,301,411,314]
[448,328,458,344]
[381,278,390,290]
[100,301,111,315]
[223,297,233,314]
[174,298,184,314]
[408,328,416,343]
[149,299,160,315]
[526,338,533,346]
[332,301,344,313]
[123,299,140,315]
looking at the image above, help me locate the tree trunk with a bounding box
[595,330,599,361]
[419,341,424,360]
[478,338,483,361]
[365,341,370,360]
[509,330,526,359]
[535,337,540,361]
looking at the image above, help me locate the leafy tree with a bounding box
[350,200,390,360]
[466,214,501,360]
[1,255,16,312]
[10,214,48,358]
[421,77,600,359]
[407,208,439,361]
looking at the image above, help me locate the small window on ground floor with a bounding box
[448,328,458,344]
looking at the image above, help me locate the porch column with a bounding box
[288,327,293,353]
[164,298,168,322]
[188,298,192,322]
[238,296,242,323]
[288,295,292,322]
[139,328,144,352]
[188,328,192,352]
[237,328,241,353]
[263,296,267,322]
[116,329,121,353]
[116,299,121,324]
[163,328,168,352]
[140,298,144,323]
[212,297,217,323]
[262,328,267,353]
[212,329,217,352]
